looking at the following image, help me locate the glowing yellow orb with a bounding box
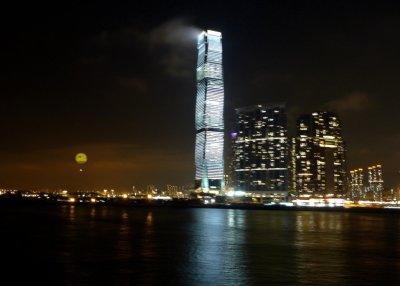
[75,153,87,164]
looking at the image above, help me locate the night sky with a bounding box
[2,1,399,190]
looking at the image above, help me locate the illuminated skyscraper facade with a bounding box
[292,112,347,197]
[195,30,224,191]
[225,132,238,190]
[233,104,289,195]
[367,164,384,201]
[349,168,365,200]
[349,164,384,201]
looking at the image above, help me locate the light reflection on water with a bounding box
[185,209,247,285]
[1,205,400,285]
[116,211,131,262]
[294,212,347,285]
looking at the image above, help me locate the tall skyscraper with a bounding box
[233,104,289,196]
[194,30,225,192]
[292,112,347,197]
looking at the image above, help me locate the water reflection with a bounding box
[242,211,297,284]
[146,211,153,226]
[90,207,96,219]
[187,209,247,285]
[142,211,155,258]
[343,214,400,284]
[294,212,347,285]
[115,211,131,261]
[68,205,75,222]
[1,206,400,284]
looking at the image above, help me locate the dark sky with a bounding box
[2,0,400,191]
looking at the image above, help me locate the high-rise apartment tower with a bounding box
[292,112,347,197]
[233,104,289,196]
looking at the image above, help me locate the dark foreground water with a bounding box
[1,205,400,285]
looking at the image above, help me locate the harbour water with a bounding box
[1,204,400,285]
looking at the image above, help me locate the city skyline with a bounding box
[3,2,400,285]
[2,1,400,190]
